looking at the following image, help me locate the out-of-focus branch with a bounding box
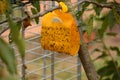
[73,0,114,9]
[0,6,60,35]
[0,0,118,25]
[0,0,119,35]
[0,5,60,25]
[77,26,100,80]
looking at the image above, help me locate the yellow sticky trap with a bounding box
[41,9,80,56]
[59,2,68,12]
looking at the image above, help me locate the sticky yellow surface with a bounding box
[41,9,80,56]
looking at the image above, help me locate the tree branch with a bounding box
[0,0,118,35]
[0,0,116,25]
[0,5,60,25]
[0,6,61,35]
[73,0,113,9]
[77,26,100,80]
[78,46,100,80]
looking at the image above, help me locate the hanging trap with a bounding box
[41,2,80,56]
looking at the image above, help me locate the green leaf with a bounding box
[75,11,83,20]
[107,60,118,65]
[97,65,114,77]
[98,60,119,79]
[31,1,40,12]
[112,7,120,24]
[98,15,109,38]
[108,10,116,29]
[94,5,102,15]
[31,8,39,24]
[31,0,40,24]
[0,38,17,74]
[112,67,120,80]
[82,2,90,12]
[95,0,107,3]
[0,74,18,80]
[86,16,93,37]
[106,32,117,37]
[6,12,25,58]
[6,0,13,14]
[110,46,120,56]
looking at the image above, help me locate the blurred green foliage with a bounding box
[0,0,120,80]
[75,0,120,79]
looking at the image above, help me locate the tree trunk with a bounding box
[78,44,99,80]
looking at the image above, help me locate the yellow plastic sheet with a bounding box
[41,9,80,56]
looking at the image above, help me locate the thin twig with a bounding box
[0,17,20,24]
[0,6,60,35]
[31,6,60,18]
[0,6,60,25]
[0,0,117,25]
[0,27,9,36]
[0,0,119,35]
[73,0,113,9]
